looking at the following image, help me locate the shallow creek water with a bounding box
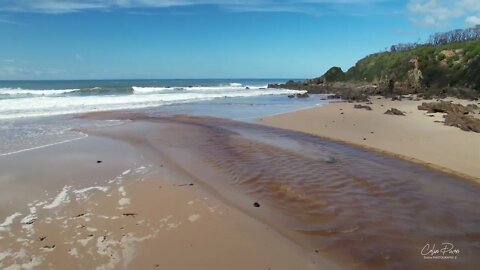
[86,114,480,270]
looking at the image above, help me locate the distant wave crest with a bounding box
[0,87,80,96]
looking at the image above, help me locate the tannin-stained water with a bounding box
[86,114,480,270]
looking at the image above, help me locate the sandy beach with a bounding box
[259,96,480,181]
[3,112,480,269]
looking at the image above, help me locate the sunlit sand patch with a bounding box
[188,214,201,223]
[187,200,194,205]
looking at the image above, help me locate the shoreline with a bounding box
[258,96,480,182]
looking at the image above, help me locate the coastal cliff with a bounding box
[270,26,480,100]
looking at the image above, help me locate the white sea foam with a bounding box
[0,85,305,120]
[43,186,71,209]
[0,87,79,96]
[0,212,22,230]
[73,186,109,200]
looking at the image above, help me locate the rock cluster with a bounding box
[418,101,480,132]
[444,113,480,132]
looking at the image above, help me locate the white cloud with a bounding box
[408,0,480,27]
[465,15,480,27]
[0,0,390,14]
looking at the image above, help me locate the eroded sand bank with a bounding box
[259,96,480,180]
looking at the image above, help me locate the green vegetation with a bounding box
[323,67,346,82]
[331,40,480,90]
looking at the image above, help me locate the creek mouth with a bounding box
[84,113,480,270]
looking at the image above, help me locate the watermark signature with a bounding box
[421,242,460,260]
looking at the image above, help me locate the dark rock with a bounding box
[325,156,337,164]
[444,113,480,132]
[253,202,260,208]
[391,96,402,101]
[417,101,471,114]
[97,160,102,163]
[287,95,294,98]
[39,236,46,241]
[245,87,250,90]
[327,94,341,99]
[354,104,372,111]
[295,93,309,98]
[384,108,405,116]
[177,183,194,187]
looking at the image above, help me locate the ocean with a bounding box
[0,79,329,156]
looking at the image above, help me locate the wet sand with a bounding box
[0,133,323,270]
[1,112,480,269]
[259,96,480,181]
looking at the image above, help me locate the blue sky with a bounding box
[0,0,479,80]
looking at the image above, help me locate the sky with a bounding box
[0,0,479,80]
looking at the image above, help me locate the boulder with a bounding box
[327,94,341,99]
[295,93,309,98]
[354,104,372,111]
[384,108,405,116]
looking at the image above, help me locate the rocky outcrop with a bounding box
[417,101,480,132]
[444,113,480,132]
[417,101,472,114]
[407,57,423,92]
